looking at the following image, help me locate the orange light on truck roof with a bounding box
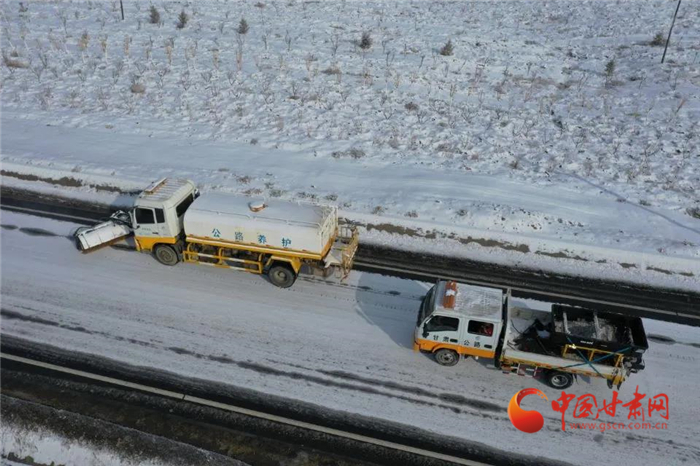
[443,281,458,309]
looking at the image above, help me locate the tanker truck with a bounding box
[415,280,648,389]
[74,178,359,288]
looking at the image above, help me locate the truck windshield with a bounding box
[416,286,435,326]
[176,193,195,217]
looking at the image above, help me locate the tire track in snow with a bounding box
[316,369,502,413]
[1,307,503,420]
[168,345,506,420]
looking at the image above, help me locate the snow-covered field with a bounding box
[2,210,699,466]
[1,1,699,289]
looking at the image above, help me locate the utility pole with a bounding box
[120,0,125,21]
[661,0,681,64]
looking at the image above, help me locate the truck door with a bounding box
[133,207,169,238]
[464,320,498,355]
[423,315,461,346]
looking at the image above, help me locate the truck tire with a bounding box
[434,349,459,366]
[546,371,574,389]
[268,263,297,288]
[154,244,179,266]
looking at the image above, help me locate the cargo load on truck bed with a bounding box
[550,305,648,355]
[502,303,647,387]
[507,305,648,369]
[184,194,338,258]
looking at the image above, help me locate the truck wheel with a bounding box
[268,264,297,288]
[434,349,459,366]
[546,371,574,389]
[154,245,179,266]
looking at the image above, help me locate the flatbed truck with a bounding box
[414,280,648,389]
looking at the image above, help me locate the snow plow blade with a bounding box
[74,211,133,253]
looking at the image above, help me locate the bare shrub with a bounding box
[331,148,365,159]
[212,49,220,70]
[177,10,189,29]
[155,66,170,88]
[322,65,341,75]
[236,43,243,71]
[372,206,385,215]
[124,36,131,57]
[404,102,419,111]
[329,33,340,57]
[284,30,294,52]
[96,87,109,110]
[37,87,53,110]
[687,207,700,219]
[31,63,45,82]
[650,32,665,47]
[604,59,615,85]
[78,32,90,51]
[3,54,29,70]
[68,89,81,108]
[130,75,145,93]
[359,31,372,50]
[237,18,249,35]
[178,70,191,91]
[347,148,365,159]
[99,36,108,56]
[149,6,160,25]
[439,39,454,56]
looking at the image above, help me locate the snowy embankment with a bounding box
[3,122,699,293]
[1,0,699,290]
[1,396,243,466]
[2,210,700,466]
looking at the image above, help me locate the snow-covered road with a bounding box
[1,210,699,466]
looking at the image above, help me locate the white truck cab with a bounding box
[131,178,198,252]
[414,281,505,366]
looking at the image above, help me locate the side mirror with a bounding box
[422,331,429,338]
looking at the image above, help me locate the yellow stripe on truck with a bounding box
[134,236,178,252]
[414,338,496,359]
[186,235,328,261]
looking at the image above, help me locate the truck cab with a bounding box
[414,281,505,366]
[131,178,198,255]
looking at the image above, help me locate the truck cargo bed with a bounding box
[502,306,624,378]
